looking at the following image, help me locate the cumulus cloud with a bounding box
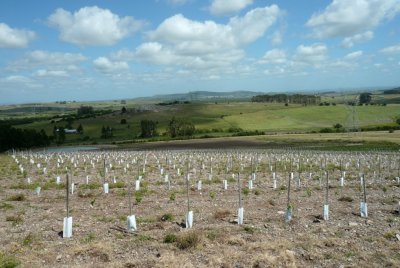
[34,69,69,77]
[294,44,328,64]
[149,5,280,51]
[210,0,253,16]
[93,57,129,73]
[7,50,86,71]
[306,0,400,38]
[0,22,36,48]
[380,44,400,54]
[48,6,144,46]
[341,31,373,48]
[344,50,363,60]
[259,49,287,64]
[270,30,283,45]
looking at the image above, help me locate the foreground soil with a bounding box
[0,149,399,267]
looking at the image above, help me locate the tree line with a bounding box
[0,125,50,152]
[251,94,321,105]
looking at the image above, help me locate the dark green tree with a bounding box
[121,106,127,114]
[359,93,372,104]
[167,117,195,138]
[140,120,157,138]
[77,124,83,134]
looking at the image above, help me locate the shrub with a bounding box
[161,213,174,222]
[176,231,201,250]
[338,196,353,202]
[164,233,177,243]
[242,188,250,195]
[6,193,25,201]
[0,251,20,268]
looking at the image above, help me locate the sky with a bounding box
[0,0,400,104]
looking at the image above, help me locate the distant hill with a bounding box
[135,90,264,102]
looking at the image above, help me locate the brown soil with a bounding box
[0,150,399,267]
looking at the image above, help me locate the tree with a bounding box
[120,119,127,124]
[121,106,127,114]
[77,106,94,116]
[101,125,113,139]
[167,117,195,138]
[359,93,372,104]
[396,118,400,125]
[57,128,66,144]
[77,124,83,134]
[140,120,157,138]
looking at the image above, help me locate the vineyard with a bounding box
[1,149,400,267]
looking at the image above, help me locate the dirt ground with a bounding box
[0,149,399,267]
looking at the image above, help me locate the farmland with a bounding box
[2,100,400,147]
[0,149,399,267]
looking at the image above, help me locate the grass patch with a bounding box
[176,231,201,250]
[243,226,255,234]
[0,202,14,210]
[81,232,96,244]
[383,231,396,240]
[338,196,353,202]
[22,233,35,247]
[242,188,250,196]
[80,182,101,190]
[137,234,152,242]
[160,213,175,222]
[0,251,20,268]
[109,181,125,189]
[6,215,23,226]
[163,233,177,243]
[6,193,25,201]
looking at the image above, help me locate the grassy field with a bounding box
[1,94,399,147]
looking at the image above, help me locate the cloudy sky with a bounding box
[1,0,400,104]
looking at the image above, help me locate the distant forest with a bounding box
[383,88,400,94]
[251,94,321,105]
[0,125,50,152]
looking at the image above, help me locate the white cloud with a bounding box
[295,44,328,64]
[7,50,86,71]
[380,44,400,54]
[341,31,373,48]
[270,30,283,45]
[149,5,280,51]
[167,0,188,5]
[259,49,287,64]
[48,6,144,46]
[0,23,36,48]
[210,0,253,16]
[34,69,69,77]
[306,0,400,38]
[344,50,363,60]
[93,57,129,73]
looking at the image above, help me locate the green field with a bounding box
[6,101,399,145]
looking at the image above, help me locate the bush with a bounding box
[161,213,174,222]
[120,119,127,124]
[0,251,20,268]
[176,231,201,250]
[338,196,353,202]
[164,233,177,243]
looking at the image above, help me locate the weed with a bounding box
[209,191,216,200]
[163,233,177,243]
[81,232,96,244]
[169,192,176,201]
[138,234,152,242]
[109,181,125,189]
[242,188,250,196]
[161,213,175,222]
[382,186,388,193]
[254,189,261,196]
[176,231,200,250]
[0,203,14,210]
[22,233,35,247]
[243,226,255,234]
[338,196,353,202]
[6,193,25,202]
[80,182,101,190]
[306,188,312,197]
[6,215,23,226]
[383,231,396,240]
[0,251,20,268]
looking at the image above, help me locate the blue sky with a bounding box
[1,0,400,104]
